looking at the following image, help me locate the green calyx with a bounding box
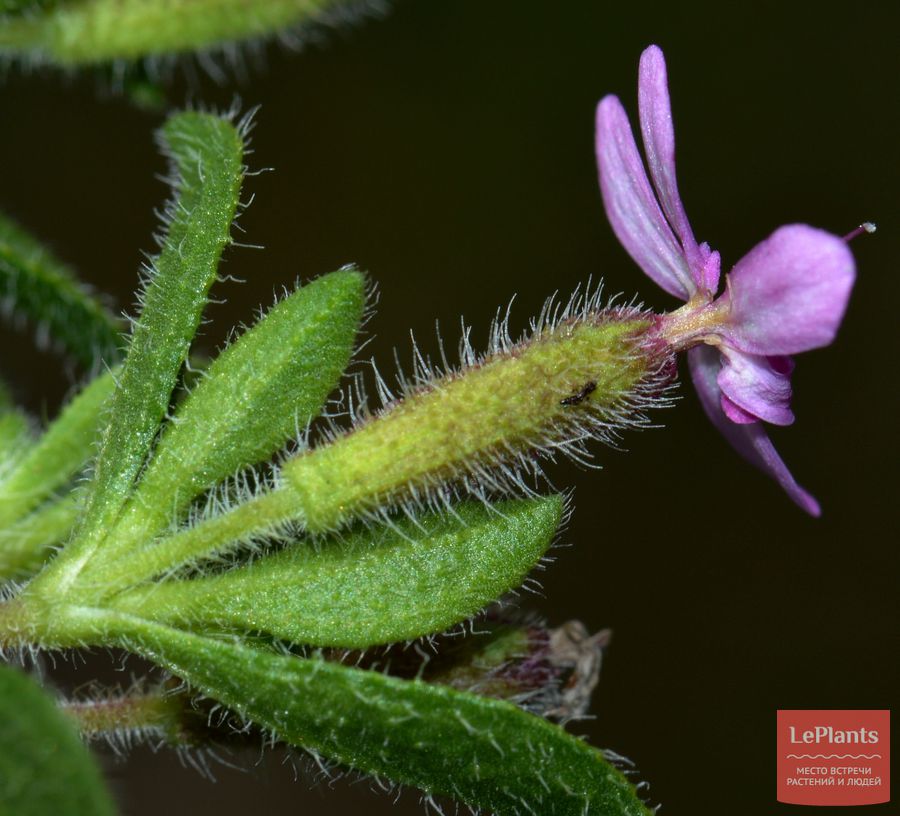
[284,313,661,532]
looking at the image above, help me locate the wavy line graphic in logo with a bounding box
[785,754,883,760]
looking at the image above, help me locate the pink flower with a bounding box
[595,45,856,515]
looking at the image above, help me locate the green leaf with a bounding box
[0,378,33,487]
[0,0,352,65]
[0,663,116,816]
[109,497,562,647]
[31,110,247,597]
[0,371,114,530]
[0,213,121,369]
[93,268,366,569]
[111,620,649,816]
[0,494,80,580]
[0,1,57,16]
[0,408,31,473]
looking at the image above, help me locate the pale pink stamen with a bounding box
[842,222,877,242]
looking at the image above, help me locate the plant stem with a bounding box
[62,688,199,745]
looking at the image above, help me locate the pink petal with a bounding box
[688,346,821,516]
[717,347,795,426]
[721,394,758,424]
[722,224,856,355]
[637,45,707,287]
[595,95,695,301]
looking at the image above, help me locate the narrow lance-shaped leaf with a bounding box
[90,268,366,571]
[106,618,651,816]
[0,371,114,530]
[0,494,80,581]
[0,213,121,368]
[0,1,56,15]
[0,373,108,580]
[108,497,562,647]
[0,0,356,65]
[0,382,31,473]
[0,411,31,471]
[30,110,247,597]
[0,663,116,816]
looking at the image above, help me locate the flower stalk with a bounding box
[62,686,200,747]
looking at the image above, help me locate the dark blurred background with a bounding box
[0,1,896,813]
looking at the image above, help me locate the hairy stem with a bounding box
[62,688,198,745]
